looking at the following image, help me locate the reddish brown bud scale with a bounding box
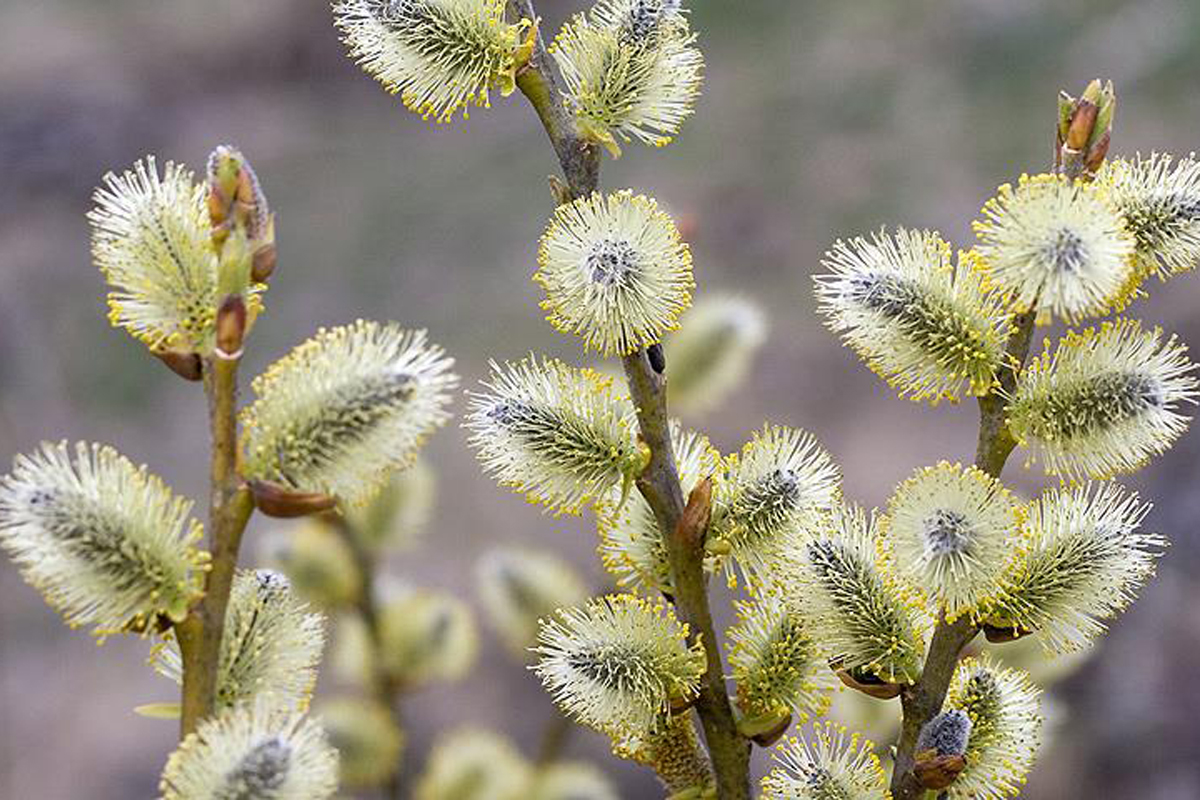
[251,243,277,283]
[836,667,903,699]
[1085,130,1111,174]
[677,476,712,552]
[249,479,337,518]
[153,349,204,382]
[914,750,966,790]
[216,294,247,357]
[1066,100,1098,151]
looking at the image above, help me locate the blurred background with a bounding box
[3,0,1200,796]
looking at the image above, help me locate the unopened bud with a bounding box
[207,146,240,238]
[216,294,247,358]
[914,709,972,790]
[207,144,271,246]
[252,242,277,283]
[250,479,337,518]
[677,477,712,551]
[153,348,203,382]
[1065,98,1098,151]
[914,752,966,790]
[1056,79,1116,179]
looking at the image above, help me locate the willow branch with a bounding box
[622,356,750,799]
[178,353,254,737]
[510,0,600,199]
[890,114,1098,796]
[890,310,1039,799]
[509,2,750,795]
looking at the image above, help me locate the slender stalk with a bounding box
[510,0,600,199]
[623,353,750,799]
[179,354,255,737]
[509,2,751,795]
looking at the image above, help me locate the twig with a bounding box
[178,354,255,737]
[509,2,751,795]
[890,112,1096,797]
[890,303,1039,800]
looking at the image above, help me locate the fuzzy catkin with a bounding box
[152,569,326,713]
[334,0,528,123]
[465,356,641,515]
[160,699,339,800]
[1007,318,1198,479]
[535,190,694,355]
[0,441,206,637]
[816,229,1010,403]
[984,483,1163,654]
[241,320,457,505]
[551,1,702,155]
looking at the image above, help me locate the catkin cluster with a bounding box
[3,2,1199,798]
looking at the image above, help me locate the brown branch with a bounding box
[890,301,1039,800]
[890,84,1107,797]
[508,2,750,795]
[179,353,255,737]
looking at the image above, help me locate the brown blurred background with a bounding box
[3,0,1200,797]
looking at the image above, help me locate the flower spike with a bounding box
[151,569,326,712]
[415,728,531,800]
[536,190,694,356]
[533,594,704,744]
[318,696,405,789]
[475,547,588,659]
[614,713,714,797]
[816,229,1010,403]
[761,722,889,800]
[377,587,478,687]
[551,1,703,156]
[0,441,206,637]
[530,761,619,800]
[241,320,457,507]
[782,504,926,685]
[1102,152,1200,281]
[334,0,530,124]
[973,173,1135,323]
[710,424,841,579]
[881,461,1022,620]
[160,699,338,800]
[89,156,265,354]
[465,356,643,515]
[1007,318,1198,479]
[666,294,768,416]
[942,657,1042,800]
[728,592,835,731]
[984,483,1164,654]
